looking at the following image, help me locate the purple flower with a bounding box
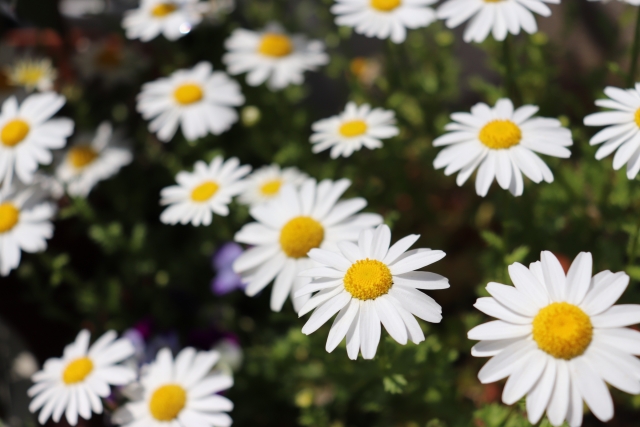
[211,242,245,295]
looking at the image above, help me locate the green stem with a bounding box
[628,7,640,87]
[502,36,521,105]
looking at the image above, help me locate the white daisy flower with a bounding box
[114,347,233,427]
[136,61,244,142]
[4,58,57,92]
[122,0,209,42]
[583,85,640,179]
[160,156,251,226]
[0,93,74,188]
[233,178,383,312]
[28,330,136,426]
[296,224,449,360]
[432,98,572,197]
[0,186,55,276]
[437,0,559,43]
[238,164,307,207]
[56,122,133,197]
[222,23,329,90]
[469,251,640,426]
[310,102,399,158]
[331,0,437,44]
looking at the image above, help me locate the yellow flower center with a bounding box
[151,3,177,17]
[478,120,522,150]
[1,119,30,147]
[12,65,45,86]
[62,357,94,384]
[339,120,368,138]
[483,0,504,2]
[68,146,99,169]
[260,179,282,196]
[279,216,324,258]
[258,34,294,57]
[174,83,204,105]
[191,181,219,202]
[532,302,593,360]
[0,203,20,233]
[343,259,393,300]
[370,0,401,12]
[635,108,640,128]
[149,384,187,421]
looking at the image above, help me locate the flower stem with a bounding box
[628,7,640,87]
[502,35,521,105]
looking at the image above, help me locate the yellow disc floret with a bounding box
[370,0,401,12]
[174,83,204,105]
[149,384,187,421]
[532,302,593,360]
[151,3,177,17]
[478,120,522,149]
[344,259,393,300]
[191,181,220,202]
[258,34,294,57]
[1,119,30,147]
[0,203,20,233]
[279,216,324,258]
[62,357,94,384]
[260,179,282,196]
[339,120,368,138]
[68,146,99,169]
[635,109,640,128]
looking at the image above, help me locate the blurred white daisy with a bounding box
[437,0,559,43]
[233,179,383,312]
[122,0,209,42]
[75,37,145,87]
[331,0,437,44]
[469,251,640,426]
[4,58,57,92]
[433,98,572,197]
[137,61,244,142]
[223,23,329,90]
[56,122,132,197]
[297,224,449,360]
[59,0,105,17]
[0,93,74,188]
[160,156,250,226]
[29,330,135,426]
[114,347,233,427]
[583,85,640,179]
[310,102,399,158]
[238,164,307,207]
[587,0,640,4]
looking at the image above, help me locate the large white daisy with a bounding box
[137,61,244,142]
[310,102,399,158]
[432,98,572,197]
[233,178,383,312]
[160,156,250,226]
[296,224,449,360]
[331,0,437,44]
[222,23,329,90]
[122,0,209,42]
[437,0,559,43]
[469,251,640,426]
[28,330,136,426]
[4,57,57,92]
[238,164,307,207]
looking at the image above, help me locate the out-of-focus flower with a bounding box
[310,102,399,158]
[202,0,234,23]
[28,330,136,426]
[588,0,640,4]
[233,178,383,312]
[213,337,243,373]
[331,0,437,44]
[238,164,307,207]
[74,36,145,87]
[211,242,244,295]
[12,351,38,379]
[160,156,251,226]
[432,98,572,197]
[56,121,132,197]
[4,58,57,92]
[349,57,382,87]
[122,0,209,42]
[59,0,105,17]
[297,224,448,360]
[136,61,244,142]
[223,23,328,91]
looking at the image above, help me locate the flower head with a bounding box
[238,164,307,206]
[122,0,209,42]
[211,242,245,295]
[5,58,57,92]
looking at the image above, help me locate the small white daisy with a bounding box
[432,98,572,197]
[4,58,57,92]
[331,0,437,44]
[0,93,74,188]
[222,23,329,90]
[437,0,559,43]
[583,85,640,179]
[74,38,145,87]
[160,156,250,226]
[122,0,209,42]
[114,347,233,427]
[137,61,244,142]
[238,164,307,207]
[310,102,399,158]
[56,122,132,197]
[233,178,383,312]
[469,251,640,426]
[296,224,449,360]
[28,330,136,426]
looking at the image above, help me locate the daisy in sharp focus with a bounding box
[296,224,449,360]
[122,0,209,42]
[28,330,136,426]
[56,122,132,197]
[223,23,329,90]
[331,0,437,44]
[160,156,251,226]
[583,85,640,179]
[310,102,399,158]
[238,164,307,207]
[233,178,383,312]
[433,98,572,197]
[437,0,559,43]
[5,58,57,92]
[137,61,244,142]
[469,251,640,426]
